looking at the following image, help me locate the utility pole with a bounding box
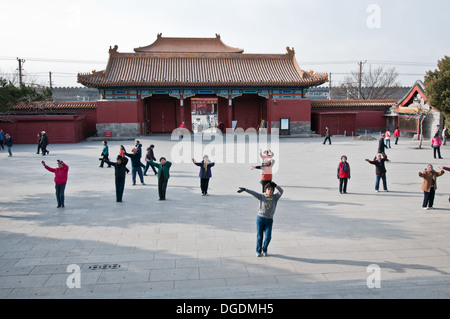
[328,72,332,100]
[49,71,53,91]
[17,57,25,85]
[358,60,367,100]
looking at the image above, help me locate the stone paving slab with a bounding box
[1,134,450,299]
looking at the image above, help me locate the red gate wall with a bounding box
[0,115,87,144]
[311,113,357,136]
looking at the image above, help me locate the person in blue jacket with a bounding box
[124,147,145,186]
[192,155,215,196]
[0,129,5,150]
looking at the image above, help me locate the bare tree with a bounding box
[0,68,45,88]
[401,98,433,149]
[414,107,432,149]
[334,65,401,100]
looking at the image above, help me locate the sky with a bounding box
[0,0,448,88]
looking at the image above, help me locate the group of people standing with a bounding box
[36,131,50,156]
[1,130,50,158]
[335,127,450,211]
[0,129,49,158]
[332,131,391,196]
[99,140,173,202]
[323,127,400,147]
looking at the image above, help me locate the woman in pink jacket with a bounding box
[431,133,443,159]
[42,160,69,208]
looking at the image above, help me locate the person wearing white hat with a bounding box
[40,131,50,156]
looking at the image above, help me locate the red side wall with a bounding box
[269,99,311,122]
[1,115,87,144]
[84,111,97,136]
[311,109,387,136]
[355,111,386,131]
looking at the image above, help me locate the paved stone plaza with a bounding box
[1,134,450,299]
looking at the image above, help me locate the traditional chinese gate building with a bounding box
[77,34,327,136]
[392,80,443,139]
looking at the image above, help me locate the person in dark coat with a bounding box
[134,140,144,168]
[40,131,50,156]
[5,133,13,157]
[366,153,389,192]
[323,126,331,145]
[36,132,42,154]
[192,155,215,196]
[105,155,129,202]
[218,121,225,134]
[148,157,172,200]
[144,144,157,176]
[378,134,386,154]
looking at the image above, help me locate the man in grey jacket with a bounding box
[238,182,283,257]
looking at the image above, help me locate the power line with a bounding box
[366,60,436,67]
[0,56,105,64]
[1,56,435,67]
[302,60,435,67]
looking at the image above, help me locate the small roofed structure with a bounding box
[311,99,397,136]
[0,101,98,143]
[392,80,443,139]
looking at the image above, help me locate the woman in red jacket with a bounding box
[337,155,351,194]
[42,160,69,208]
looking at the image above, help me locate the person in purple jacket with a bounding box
[192,155,215,196]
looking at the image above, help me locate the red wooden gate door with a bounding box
[233,100,261,130]
[149,100,176,133]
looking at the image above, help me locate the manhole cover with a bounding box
[88,264,121,270]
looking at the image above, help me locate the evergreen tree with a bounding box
[425,56,450,122]
[0,77,52,113]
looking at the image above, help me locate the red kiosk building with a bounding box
[78,34,328,136]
